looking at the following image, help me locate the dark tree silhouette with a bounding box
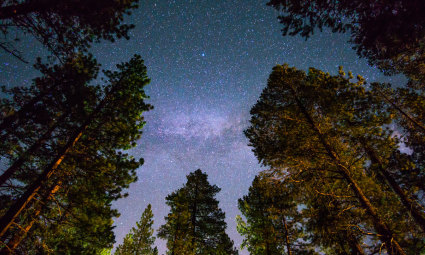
[158,170,238,255]
[0,0,139,61]
[267,0,425,88]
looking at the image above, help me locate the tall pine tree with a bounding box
[237,174,316,255]
[0,54,152,254]
[245,65,425,254]
[158,169,238,255]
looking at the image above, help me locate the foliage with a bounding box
[0,0,139,61]
[245,64,425,254]
[0,54,152,254]
[158,169,238,255]
[237,174,316,255]
[115,204,158,255]
[267,0,425,88]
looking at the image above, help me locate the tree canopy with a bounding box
[0,0,139,61]
[267,0,425,88]
[245,64,425,254]
[115,204,158,255]
[0,54,152,254]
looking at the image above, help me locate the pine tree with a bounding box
[0,55,152,254]
[244,64,425,254]
[158,169,238,255]
[237,174,316,255]
[115,204,158,255]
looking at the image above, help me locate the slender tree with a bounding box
[115,204,158,255]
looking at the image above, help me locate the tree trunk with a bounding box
[191,183,198,252]
[0,77,122,238]
[289,86,406,255]
[375,87,425,133]
[352,241,365,255]
[348,234,365,255]
[0,111,68,186]
[282,216,292,255]
[361,141,425,232]
[0,182,61,254]
[0,126,84,238]
[265,240,271,255]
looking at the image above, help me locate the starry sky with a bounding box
[0,0,405,254]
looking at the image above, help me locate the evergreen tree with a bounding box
[0,55,152,254]
[158,169,238,255]
[237,174,316,255]
[245,64,425,254]
[115,204,158,255]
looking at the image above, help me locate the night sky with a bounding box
[0,0,405,254]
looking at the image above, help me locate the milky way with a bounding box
[0,0,405,254]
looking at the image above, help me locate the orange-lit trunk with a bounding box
[0,183,61,254]
[0,77,121,239]
[361,141,425,233]
[289,85,406,255]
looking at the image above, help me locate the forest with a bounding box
[0,0,424,254]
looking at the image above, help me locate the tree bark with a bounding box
[289,85,406,255]
[282,216,292,255]
[0,76,122,239]
[0,182,61,254]
[361,141,425,233]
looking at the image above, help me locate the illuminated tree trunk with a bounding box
[282,216,292,255]
[0,182,61,254]
[0,127,84,238]
[0,79,120,239]
[361,140,425,233]
[289,86,406,255]
[350,239,365,255]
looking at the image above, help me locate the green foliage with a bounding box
[115,204,158,255]
[158,170,238,255]
[245,64,425,254]
[0,54,152,254]
[237,174,317,255]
